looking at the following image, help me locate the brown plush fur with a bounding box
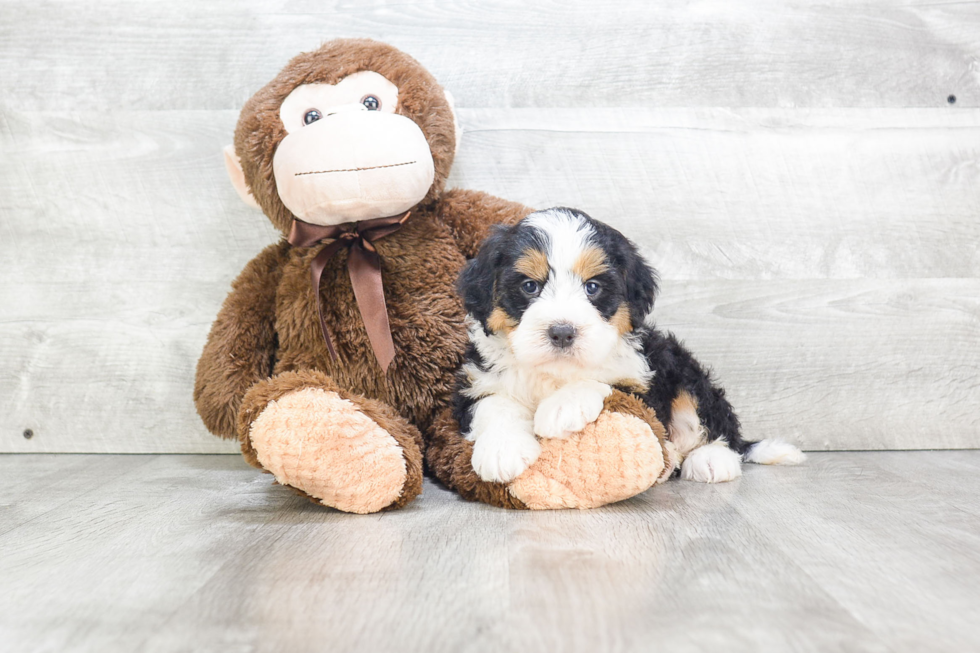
[194,241,290,439]
[436,189,534,258]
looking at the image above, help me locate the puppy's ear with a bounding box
[625,248,659,327]
[458,226,508,334]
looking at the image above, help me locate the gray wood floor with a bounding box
[1,453,978,652]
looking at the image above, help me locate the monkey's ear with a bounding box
[223,144,261,210]
[443,90,462,156]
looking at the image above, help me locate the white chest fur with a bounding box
[462,320,652,483]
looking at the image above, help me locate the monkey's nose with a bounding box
[547,323,577,349]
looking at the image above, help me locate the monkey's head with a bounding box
[225,39,460,233]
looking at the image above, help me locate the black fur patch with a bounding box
[457,220,550,334]
[451,342,487,434]
[637,328,750,454]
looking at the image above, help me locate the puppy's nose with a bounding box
[547,323,577,349]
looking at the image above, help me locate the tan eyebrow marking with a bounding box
[514,248,550,283]
[572,246,609,280]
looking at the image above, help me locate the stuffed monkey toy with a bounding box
[194,39,675,513]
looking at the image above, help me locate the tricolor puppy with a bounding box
[453,207,804,484]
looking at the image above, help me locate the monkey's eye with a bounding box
[584,280,601,297]
[361,95,381,111]
[521,280,540,295]
[304,109,322,125]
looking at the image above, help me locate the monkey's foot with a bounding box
[245,380,422,513]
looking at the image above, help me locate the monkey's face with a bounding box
[271,71,436,226]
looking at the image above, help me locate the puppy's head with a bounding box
[458,207,658,370]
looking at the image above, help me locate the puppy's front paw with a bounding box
[471,430,542,483]
[533,381,612,439]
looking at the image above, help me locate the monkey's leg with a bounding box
[237,370,423,513]
[427,390,676,510]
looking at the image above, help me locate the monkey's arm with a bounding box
[194,241,290,439]
[435,189,534,258]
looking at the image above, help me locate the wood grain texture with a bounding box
[1,1,978,111]
[3,105,978,452]
[656,278,980,450]
[1,109,266,454]
[452,108,980,280]
[1,452,979,652]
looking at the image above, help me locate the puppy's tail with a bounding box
[742,439,807,466]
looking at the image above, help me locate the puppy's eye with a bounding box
[304,109,322,125]
[584,280,601,296]
[521,280,540,295]
[361,95,381,111]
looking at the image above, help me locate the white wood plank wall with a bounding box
[1,1,978,453]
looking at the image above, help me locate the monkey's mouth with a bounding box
[295,161,416,176]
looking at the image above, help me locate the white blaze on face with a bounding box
[508,209,621,373]
[272,71,436,226]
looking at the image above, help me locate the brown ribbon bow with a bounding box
[287,211,410,371]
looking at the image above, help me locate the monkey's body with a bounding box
[270,206,469,429]
[194,39,676,512]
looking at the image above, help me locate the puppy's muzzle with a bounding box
[547,322,578,350]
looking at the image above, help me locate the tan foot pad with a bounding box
[509,412,667,510]
[249,388,407,514]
